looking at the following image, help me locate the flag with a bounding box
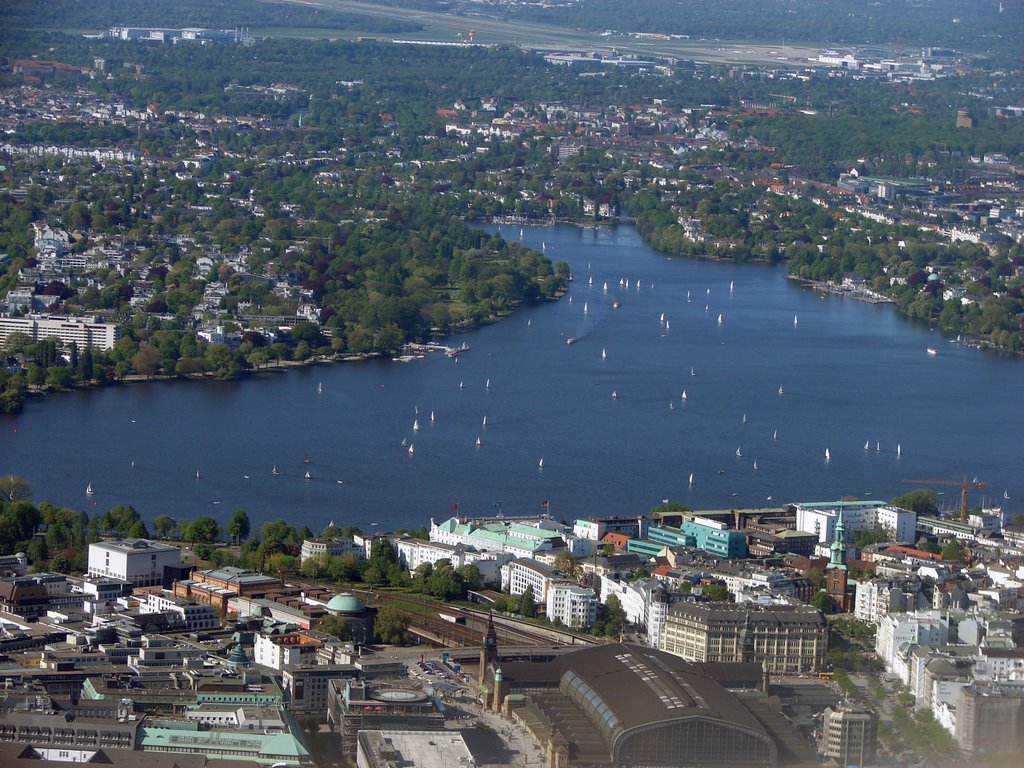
[540,500,550,508]
[450,503,459,511]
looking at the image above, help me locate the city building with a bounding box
[299,536,365,565]
[658,602,828,674]
[794,500,916,544]
[254,630,322,671]
[825,509,853,612]
[820,706,878,767]
[357,729,475,768]
[87,539,182,587]
[430,516,566,558]
[954,681,1024,755]
[145,592,219,630]
[327,680,444,756]
[545,581,598,629]
[0,315,120,351]
[483,642,791,767]
[282,664,358,719]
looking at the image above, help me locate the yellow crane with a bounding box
[902,476,986,523]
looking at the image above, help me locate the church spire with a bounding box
[827,509,847,571]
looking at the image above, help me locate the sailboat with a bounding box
[717,313,723,326]
[611,390,618,399]
[742,413,747,424]
[773,428,778,440]
[681,390,687,400]
[603,282,608,291]
[519,227,524,238]
[825,448,831,461]
[736,447,743,457]
[669,402,675,410]
[660,312,665,322]
[583,301,588,314]
[793,315,799,326]
[475,436,481,447]
[317,382,323,394]
[86,483,93,495]
[687,290,691,301]
[407,444,414,455]
[485,378,491,389]
[459,381,464,389]
[542,241,546,252]
[588,277,593,285]
[778,386,784,395]
[272,465,279,475]
[401,437,408,447]
[619,278,625,286]
[601,348,607,360]
[688,473,694,485]
[665,321,670,330]
[753,460,758,471]
[527,318,532,326]
[304,470,311,480]
[430,410,435,422]
[130,460,135,468]
[690,367,696,377]
[482,416,487,427]
[876,442,880,451]
[538,458,544,469]
[897,444,902,457]
[1005,490,1011,501]
[413,419,420,431]
[730,280,734,292]
[864,440,870,450]
[196,470,201,480]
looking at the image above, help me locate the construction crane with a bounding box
[902,476,986,523]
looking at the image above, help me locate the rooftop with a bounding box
[90,538,180,554]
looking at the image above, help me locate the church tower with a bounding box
[825,509,852,612]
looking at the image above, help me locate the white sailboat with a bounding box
[753,460,758,471]
[413,419,420,431]
[317,382,323,394]
[897,444,902,457]
[272,465,279,475]
[601,348,607,360]
[527,318,532,326]
[476,436,481,447]
[588,276,593,285]
[730,280,734,292]
[611,390,618,399]
[688,473,694,485]
[520,227,524,238]
[482,416,487,427]
[485,378,491,389]
[773,428,778,440]
[660,312,665,322]
[742,413,747,424]
[876,441,880,451]
[459,381,464,389]
[130,460,135,468]
[542,241,546,252]
[778,386,784,395]
[686,290,691,301]
[538,458,544,469]
[690,367,696,377]
[407,444,414,455]
[430,410,435,422]
[603,281,608,291]
[86,483,93,495]
[401,437,408,447]
[1005,490,1011,500]
[304,470,311,480]
[864,440,870,450]
[583,301,588,314]
[706,288,711,295]
[717,313,723,326]
[619,278,625,287]
[825,448,831,461]
[681,389,687,400]
[736,447,743,457]
[196,470,201,480]
[568,296,573,303]
[793,315,798,326]
[665,320,670,330]
[669,402,674,410]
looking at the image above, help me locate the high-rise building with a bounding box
[820,706,878,767]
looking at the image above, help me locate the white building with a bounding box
[0,314,120,351]
[87,539,181,587]
[599,577,674,647]
[501,558,559,602]
[393,537,509,585]
[545,582,597,629]
[854,577,928,625]
[300,537,366,565]
[253,631,320,671]
[795,500,916,545]
[145,591,219,630]
[875,611,950,677]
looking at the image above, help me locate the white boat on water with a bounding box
[459,381,464,389]
[196,470,201,480]
[588,277,593,285]
[665,320,670,330]
[272,465,279,475]
[753,460,758,471]
[317,382,322,394]
[603,282,608,291]
[601,349,607,360]
[773,428,778,440]
[742,413,747,424]
[476,436,481,447]
[304,470,311,480]
[566,337,576,345]
[717,313,723,326]
[660,312,665,322]
[688,473,694,485]
[793,315,799,326]
[611,390,618,399]
[864,440,870,450]
[897,444,902,457]
[430,410,435,422]
[825,448,831,461]
[485,378,491,388]
[413,419,420,431]
[538,458,544,469]
[86,483,93,495]
[401,438,407,447]
[681,390,687,400]
[482,416,487,427]
[926,347,938,356]
[583,301,588,314]
[778,386,784,395]
[736,447,742,457]
[690,367,696,377]
[1005,490,1011,500]
[730,280,734,292]
[407,444,414,455]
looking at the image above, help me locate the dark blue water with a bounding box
[3,225,1021,532]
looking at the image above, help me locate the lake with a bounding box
[3,224,1021,533]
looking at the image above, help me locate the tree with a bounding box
[552,551,583,584]
[810,591,839,613]
[0,474,32,501]
[700,583,730,602]
[593,594,626,637]
[941,539,966,562]
[517,584,536,618]
[374,604,410,644]
[318,613,354,641]
[890,489,939,516]
[187,515,220,543]
[803,567,825,590]
[227,509,251,543]
[261,518,296,542]
[153,515,176,538]
[131,343,161,377]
